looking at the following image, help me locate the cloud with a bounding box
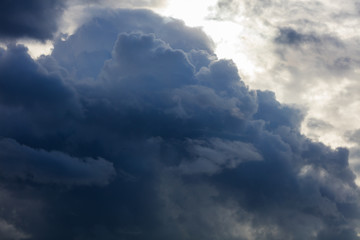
[73,0,166,8]
[207,0,241,20]
[52,9,214,79]
[0,219,30,240]
[0,0,66,41]
[0,8,359,240]
[206,0,360,182]
[346,129,360,145]
[177,138,263,175]
[0,138,116,186]
[0,44,77,109]
[275,27,321,45]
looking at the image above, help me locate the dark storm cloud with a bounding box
[0,44,76,109]
[0,138,115,186]
[74,0,166,8]
[0,219,29,240]
[0,0,66,41]
[0,8,359,240]
[176,138,263,175]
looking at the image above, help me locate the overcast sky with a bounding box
[0,0,360,239]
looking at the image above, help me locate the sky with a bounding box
[158,0,360,178]
[0,0,360,239]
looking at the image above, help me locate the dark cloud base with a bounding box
[0,8,359,240]
[0,0,66,41]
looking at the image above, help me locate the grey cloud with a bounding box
[157,175,255,240]
[207,0,240,20]
[0,44,77,109]
[305,118,335,141]
[0,138,116,186]
[101,32,195,90]
[0,8,359,240]
[274,28,347,76]
[73,0,166,8]
[92,28,359,239]
[209,0,360,154]
[346,129,360,144]
[275,27,320,45]
[0,219,30,240]
[0,0,66,41]
[51,9,214,80]
[177,138,262,175]
[0,44,81,146]
[0,0,167,42]
[307,118,334,130]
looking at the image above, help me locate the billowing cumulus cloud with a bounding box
[0,8,359,240]
[52,9,214,79]
[0,44,77,109]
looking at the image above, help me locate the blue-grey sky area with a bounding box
[0,1,360,240]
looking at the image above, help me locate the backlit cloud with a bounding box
[205,0,360,184]
[0,6,359,240]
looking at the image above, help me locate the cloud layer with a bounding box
[0,8,359,240]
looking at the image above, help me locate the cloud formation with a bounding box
[0,219,30,240]
[0,8,359,240]
[0,138,115,186]
[0,0,66,41]
[205,0,360,185]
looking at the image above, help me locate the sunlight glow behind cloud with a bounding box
[153,0,360,186]
[2,2,360,238]
[16,0,360,187]
[24,0,360,153]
